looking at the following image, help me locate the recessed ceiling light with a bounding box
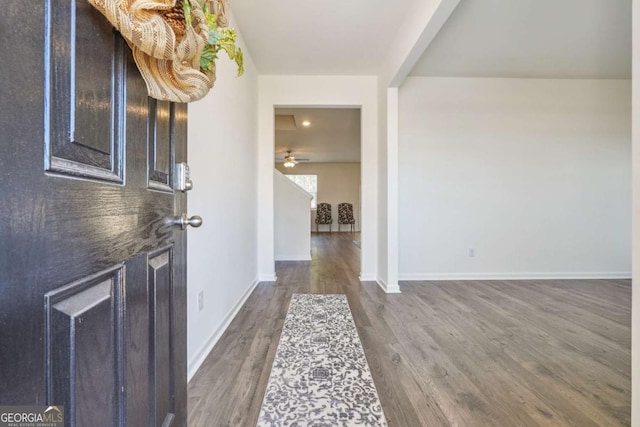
[302,120,311,127]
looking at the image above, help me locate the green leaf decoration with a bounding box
[184,0,244,78]
[208,28,220,45]
[235,48,244,76]
[200,47,217,72]
[184,0,192,25]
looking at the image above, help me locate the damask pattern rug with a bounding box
[257,294,387,427]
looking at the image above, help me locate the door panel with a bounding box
[45,265,124,427]
[148,100,175,192]
[0,1,188,426]
[45,0,125,182]
[149,249,175,426]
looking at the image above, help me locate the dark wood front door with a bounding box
[1,2,189,426]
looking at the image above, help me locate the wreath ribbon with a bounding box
[88,0,231,102]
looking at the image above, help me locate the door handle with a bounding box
[173,214,203,230]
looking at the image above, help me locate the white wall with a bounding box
[274,170,312,260]
[399,77,631,279]
[258,76,378,281]
[186,17,259,379]
[275,162,361,232]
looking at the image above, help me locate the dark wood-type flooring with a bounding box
[187,233,631,426]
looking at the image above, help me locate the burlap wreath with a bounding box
[87,0,230,102]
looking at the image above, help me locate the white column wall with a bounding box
[376,0,461,291]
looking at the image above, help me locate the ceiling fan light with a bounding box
[283,154,296,167]
[283,151,297,167]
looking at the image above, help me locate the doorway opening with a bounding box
[273,107,362,261]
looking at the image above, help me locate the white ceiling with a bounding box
[274,108,361,164]
[234,1,631,164]
[230,0,421,75]
[231,0,630,79]
[410,0,632,79]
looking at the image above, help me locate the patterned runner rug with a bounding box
[257,294,387,426]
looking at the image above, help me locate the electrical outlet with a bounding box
[468,248,476,258]
[198,291,204,312]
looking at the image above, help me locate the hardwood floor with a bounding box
[187,233,631,426]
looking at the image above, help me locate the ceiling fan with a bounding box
[281,150,309,168]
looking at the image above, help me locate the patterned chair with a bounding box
[315,203,333,232]
[338,203,355,232]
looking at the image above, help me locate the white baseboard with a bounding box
[398,272,632,281]
[258,273,278,282]
[187,279,260,382]
[376,275,401,294]
[358,274,377,282]
[275,254,312,261]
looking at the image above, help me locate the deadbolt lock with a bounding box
[174,162,193,192]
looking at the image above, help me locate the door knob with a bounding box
[173,214,203,230]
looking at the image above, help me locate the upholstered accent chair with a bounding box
[315,202,333,232]
[338,203,355,232]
